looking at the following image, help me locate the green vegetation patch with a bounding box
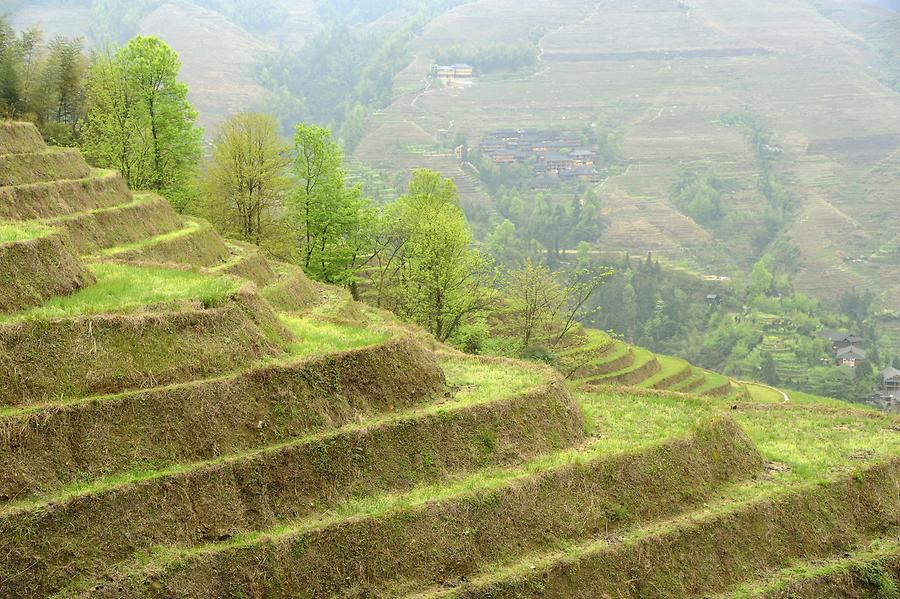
[722,537,900,598]
[0,221,53,244]
[280,315,389,356]
[0,263,238,323]
[70,418,754,599]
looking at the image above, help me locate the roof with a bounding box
[823,331,864,344]
[881,367,900,380]
[541,152,572,162]
[836,346,866,360]
[570,149,596,156]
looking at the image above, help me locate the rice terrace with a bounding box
[1,0,900,597]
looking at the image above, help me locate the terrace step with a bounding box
[715,538,900,598]
[0,170,131,221]
[0,121,47,155]
[0,286,287,407]
[639,355,693,390]
[61,417,760,599]
[671,370,707,393]
[409,459,900,598]
[0,336,436,502]
[47,193,183,254]
[571,341,635,380]
[1,357,584,598]
[208,241,277,287]
[581,347,661,387]
[0,148,91,186]
[0,226,94,313]
[99,216,232,268]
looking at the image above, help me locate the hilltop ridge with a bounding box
[0,122,898,598]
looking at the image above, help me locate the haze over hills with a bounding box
[3,1,900,594]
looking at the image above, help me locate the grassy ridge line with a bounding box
[717,537,900,598]
[418,458,900,598]
[73,417,761,599]
[260,263,323,312]
[0,170,130,221]
[46,193,183,255]
[570,341,634,380]
[0,335,437,503]
[104,216,232,268]
[0,287,285,406]
[596,347,662,385]
[208,241,277,287]
[639,355,693,390]
[0,228,94,313]
[2,365,582,598]
[0,147,91,186]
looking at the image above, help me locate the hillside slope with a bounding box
[354,0,900,315]
[0,122,898,597]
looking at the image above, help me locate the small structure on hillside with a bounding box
[823,331,865,352]
[836,345,866,368]
[706,294,722,307]
[880,367,900,393]
[434,64,475,85]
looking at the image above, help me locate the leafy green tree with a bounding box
[290,123,374,287]
[377,169,494,341]
[504,259,564,348]
[82,36,201,210]
[200,113,291,256]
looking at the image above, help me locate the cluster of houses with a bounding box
[433,64,475,86]
[477,129,604,188]
[824,331,867,368]
[872,366,900,413]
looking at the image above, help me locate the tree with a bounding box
[550,243,614,345]
[290,123,374,287]
[82,36,201,210]
[200,113,291,256]
[376,169,494,341]
[504,259,564,348]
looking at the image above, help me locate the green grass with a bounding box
[577,390,711,448]
[96,217,199,257]
[721,537,900,598]
[694,370,732,394]
[0,221,52,243]
[0,263,238,323]
[8,355,547,519]
[638,355,691,389]
[745,383,785,403]
[280,315,389,356]
[585,346,655,383]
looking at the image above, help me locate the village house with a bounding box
[836,345,866,368]
[570,148,597,167]
[880,367,900,393]
[540,152,575,173]
[823,331,865,352]
[435,64,475,85]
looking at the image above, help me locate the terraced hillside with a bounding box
[354,0,900,317]
[1,122,899,597]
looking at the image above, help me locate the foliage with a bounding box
[290,123,375,286]
[373,169,494,341]
[0,262,237,323]
[0,17,87,143]
[503,259,565,347]
[81,36,201,211]
[671,167,725,226]
[199,113,291,257]
[582,252,882,402]
[432,42,538,74]
[257,1,464,148]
